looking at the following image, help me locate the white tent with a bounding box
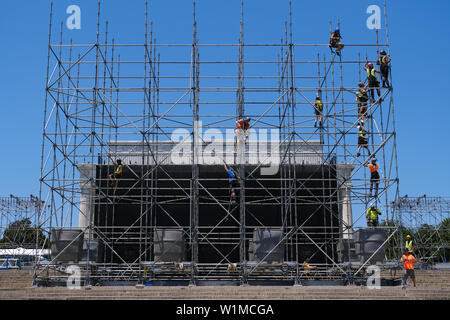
[0,247,50,257]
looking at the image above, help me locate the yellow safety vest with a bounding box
[367,208,380,221]
[115,164,123,175]
[315,100,323,111]
[367,68,376,79]
[359,129,368,138]
[405,240,413,251]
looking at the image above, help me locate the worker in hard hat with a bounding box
[363,61,381,101]
[313,95,324,128]
[405,235,415,254]
[366,158,380,197]
[356,82,369,123]
[356,123,371,158]
[329,29,344,56]
[235,117,251,144]
[401,248,418,288]
[366,203,381,227]
[377,50,391,88]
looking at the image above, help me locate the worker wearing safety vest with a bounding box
[224,163,238,203]
[363,61,381,101]
[405,235,414,254]
[314,95,324,128]
[377,50,391,88]
[356,82,369,122]
[357,124,371,158]
[366,204,381,227]
[401,248,419,288]
[366,158,380,197]
[109,159,123,188]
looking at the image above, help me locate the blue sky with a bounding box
[1,0,449,201]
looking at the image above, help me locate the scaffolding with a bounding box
[390,195,450,263]
[0,195,45,249]
[36,1,400,286]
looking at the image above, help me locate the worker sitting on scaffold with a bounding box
[329,29,344,56]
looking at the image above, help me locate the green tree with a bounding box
[378,220,409,260]
[437,218,450,262]
[0,218,49,248]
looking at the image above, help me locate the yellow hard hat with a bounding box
[406,235,411,239]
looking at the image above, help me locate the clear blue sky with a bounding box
[1,0,449,200]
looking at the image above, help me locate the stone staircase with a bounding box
[0,269,448,300]
[0,270,34,289]
[0,286,449,300]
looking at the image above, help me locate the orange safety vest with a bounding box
[401,254,416,270]
[236,120,249,130]
[367,164,379,173]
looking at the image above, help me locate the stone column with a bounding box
[77,164,96,240]
[337,163,355,239]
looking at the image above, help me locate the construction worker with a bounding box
[302,258,317,276]
[366,158,380,197]
[235,117,251,144]
[226,263,238,273]
[363,61,381,101]
[313,95,324,128]
[224,164,238,203]
[401,248,418,288]
[356,82,369,122]
[109,159,123,188]
[366,203,381,227]
[405,235,415,254]
[329,29,344,56]
[356,124,371,157]
[377,50,391,88]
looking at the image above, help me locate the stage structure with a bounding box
[389,195,450,264]
[36,1,400,286]
[0,195,45,249]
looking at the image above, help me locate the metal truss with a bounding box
[35,1,400,286]
[390,195,450,263]
[0,195,46,249]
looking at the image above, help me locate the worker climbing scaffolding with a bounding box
[329,29,344,56]
[363,61,381,101]
[377,50,391,88]
[356,123,371,158]
[313,95,324,128]
[109,159,123,190]
[356,82,369,123]
[235,117,251,145]
[366,158,380,197]
[224,163,238,203]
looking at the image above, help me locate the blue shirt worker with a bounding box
[224,164,238,202]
